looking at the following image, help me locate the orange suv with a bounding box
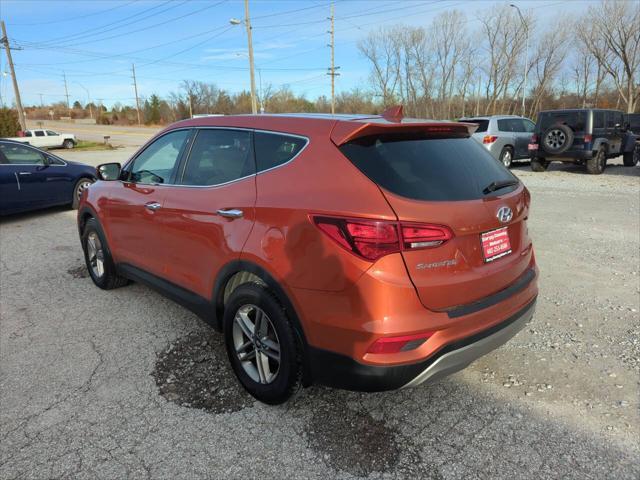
[78,107,538,404]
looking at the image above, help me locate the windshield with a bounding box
[339,134,518,201]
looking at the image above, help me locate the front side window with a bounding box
[254,132,306,172]
[181,129,253,186]
[46,130,59,136]
[128,130,189,184]
[0,143,46,165]
[34,131,45,137]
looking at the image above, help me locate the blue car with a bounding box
[0,140,96,215]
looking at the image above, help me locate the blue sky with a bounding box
[1,0,598,108]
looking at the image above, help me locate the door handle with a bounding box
[216,208,243,219]
[18,172,32,175]
[145,202,162,211]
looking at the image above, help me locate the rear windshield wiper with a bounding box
[483,179,519,195]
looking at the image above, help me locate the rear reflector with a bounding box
[367,332,434,354]
[483,135,498,144]
[313,216,453,261]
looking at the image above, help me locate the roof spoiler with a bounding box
[330,118,477,146]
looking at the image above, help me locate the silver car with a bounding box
[459,115,535,167]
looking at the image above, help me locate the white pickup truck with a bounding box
[3,129,77,149]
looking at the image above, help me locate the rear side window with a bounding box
[340,134,517,201]
[540,112,586,131]
[464,120,488,133]
[497,119,515,132]
[594,112,605,129]
[34,131,45,137]
[181,129,253,186]
[254,132,306,172]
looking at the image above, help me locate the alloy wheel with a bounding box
[76,180,92,200]
[544,129,566,150]
[86,231,105,278]
[501,149,512,167]
[232,304,281,384]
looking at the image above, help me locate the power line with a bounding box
[10,1,138,27]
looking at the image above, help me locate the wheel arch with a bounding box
[213,259,311,383]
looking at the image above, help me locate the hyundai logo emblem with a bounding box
[497,206,513,223]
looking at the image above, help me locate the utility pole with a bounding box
[38,93,43,108]
[245,0,257,114]
[131,63,141,125]
[229,1,257,114]
[1,21,26,130]
[327,3,340,115]
[63,72,70,114]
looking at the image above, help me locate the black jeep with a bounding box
[528,108,639,174]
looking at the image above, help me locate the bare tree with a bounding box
[578,0,640,112]
[528,23,568,114]
[358,29,400,106]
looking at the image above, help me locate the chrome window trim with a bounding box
[156,127,310,189]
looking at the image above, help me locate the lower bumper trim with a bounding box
[308,298,536,392]
[402,301,535,388]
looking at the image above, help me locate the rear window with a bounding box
[464,119,488,133]
[539,111,586,131]
[254,132,307,172]
[339,134,517,201]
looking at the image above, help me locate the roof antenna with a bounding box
[381,105,403,122]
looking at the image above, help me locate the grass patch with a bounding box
[73,140,116,151]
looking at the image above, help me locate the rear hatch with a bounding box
[335,122,533,311]
[538,110,587,150]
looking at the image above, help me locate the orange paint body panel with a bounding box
[80,111,538,393]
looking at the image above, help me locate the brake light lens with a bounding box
[313,216,453,261]
[530,134,538,143]
[584,134,592,144]
[483,135,498,144]
[367,332,435,354]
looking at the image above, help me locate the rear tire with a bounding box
[223,283,302,405]
[499,147,513,168]
[531,157,549,172]
[63,139,75,149]
[586,147,606,174]
[622,145,639,166]
[82,218,129,290]
[71,177,93,209]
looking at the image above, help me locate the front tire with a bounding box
[531,157,549,172]
[223,283,302,405]
[71,177,93,209]
[63,139,75,149]
[586,147,606,174]
[82,218,129,290]
[499,147,513,168]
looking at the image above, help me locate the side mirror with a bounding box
[97,162,121,181]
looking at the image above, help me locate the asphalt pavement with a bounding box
[0,148,638,479]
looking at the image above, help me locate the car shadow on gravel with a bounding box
[151,330,638,479]
[0,205,69,224]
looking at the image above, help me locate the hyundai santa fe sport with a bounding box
[78,107,538,404]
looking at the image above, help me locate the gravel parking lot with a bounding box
[1,148,638,479]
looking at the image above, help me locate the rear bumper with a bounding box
[308,298,536,392]
[531,149,592,161]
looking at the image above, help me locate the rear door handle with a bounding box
[145,202,162,211]
[18,172,32,175]
[216,208,243,219]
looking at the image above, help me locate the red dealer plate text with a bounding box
[481,227,512,262]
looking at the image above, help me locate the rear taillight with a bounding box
[367,332,435,354]
[584,134,592,143]
[312,216,453,261]
[483,135,498,144]
[530,134,538,143]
